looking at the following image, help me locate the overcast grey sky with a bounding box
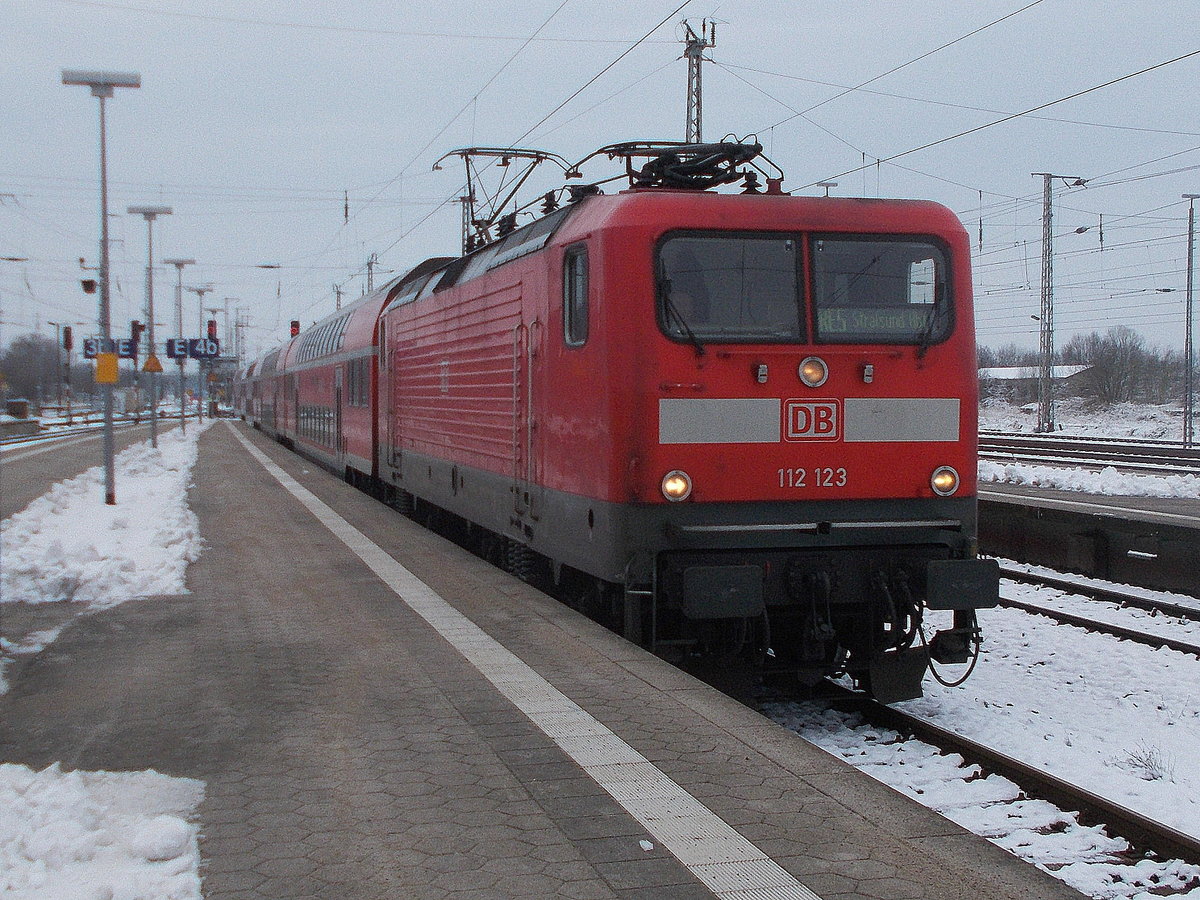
[2,0,1198,359]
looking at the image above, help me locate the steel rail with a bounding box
[999,564,1200,619]
[979,430,1192,450]
[819,683,1200,867]
[979,432,1200,475]
[0,414,194,448]
[998,594,1200,656]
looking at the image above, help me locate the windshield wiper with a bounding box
[658,276,706,357]
[915,302,946,359]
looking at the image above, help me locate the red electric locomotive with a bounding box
[242,142,998,701]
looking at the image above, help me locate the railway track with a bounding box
[997,564,1200,656]
[979,431,1200,476]
[0,414,194,449]
[812,682,1200,869]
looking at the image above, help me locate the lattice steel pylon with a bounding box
[1185,194,1198,448]
[1032,172,1085,434]
[682,20,715,144]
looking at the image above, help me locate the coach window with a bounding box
[563,244,588,347]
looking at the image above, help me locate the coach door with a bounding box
[512,315,542,520]
[334,366,345,460]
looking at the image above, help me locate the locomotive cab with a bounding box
[595,184,999,702]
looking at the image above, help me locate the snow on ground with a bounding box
[768,703,1200,900]
[978,399,1199,498]
[1003,581,1200,647]
[0,763,204,900]
[1,424,210,897]
[981,398,1185,441]
[1,424,207,610]
[766,559,1200,898]
[905,596,1200,839]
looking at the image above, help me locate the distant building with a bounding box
[978,365,1093,402]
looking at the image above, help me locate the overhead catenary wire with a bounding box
[802,48,1200,190]
[759,0,1049,133]
[724,61,1200,141]
[47,0,672,44]
[513,0,691,145]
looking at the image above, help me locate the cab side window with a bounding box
[563,244,588,347]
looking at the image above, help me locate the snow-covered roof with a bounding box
[979,365,1091,381]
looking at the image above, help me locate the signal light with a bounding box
[62,326,73,351]
[81,278,97,294]
[207,319,218,340]
[131,319,144,341]
[290,320,300,337]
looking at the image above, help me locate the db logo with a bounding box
[785,399,840,441]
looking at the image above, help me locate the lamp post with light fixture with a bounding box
[128,205,171,447]
[62,68,140,505]
[185,283,214,422]
[163,257,195,433]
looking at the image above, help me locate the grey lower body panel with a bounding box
[381,447,981,583]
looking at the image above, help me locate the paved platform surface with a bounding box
[0,421,1084,899]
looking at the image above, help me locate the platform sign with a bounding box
[188,338,220,359]
[83,337,138,360]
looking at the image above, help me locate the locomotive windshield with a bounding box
[811,237,950,344]
[658,236,801,341]
[656,233,951,346]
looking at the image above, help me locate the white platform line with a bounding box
[229,423,821,900]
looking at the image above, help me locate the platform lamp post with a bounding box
[185,283,214,422]
[1185,194,1199,448]
[128,205,171,448]
[163,257,195,433]
[63,68,140,505]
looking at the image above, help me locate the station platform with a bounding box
[1,421,1084,900]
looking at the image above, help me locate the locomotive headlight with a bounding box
[661,470,693,502]
[930,465,960,496]
[798,356,829,387]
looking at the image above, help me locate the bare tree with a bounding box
[1061,327,1147,405]
[0,333,59,402]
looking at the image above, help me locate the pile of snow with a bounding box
[979,459,1200,499]
[1,426,207,607]
[0,762,204,900]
